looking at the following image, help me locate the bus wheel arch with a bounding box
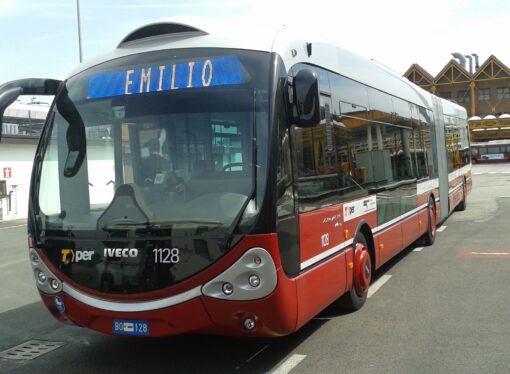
[423,195,437,245]
[358,224,376,274]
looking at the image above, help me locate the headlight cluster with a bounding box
[202,247,277,301]
[29,247,62,294]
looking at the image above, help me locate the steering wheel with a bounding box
[222,162,244,171]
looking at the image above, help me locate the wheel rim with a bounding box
[354,243,371,296]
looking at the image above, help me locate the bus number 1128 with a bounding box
[153,248,180,264]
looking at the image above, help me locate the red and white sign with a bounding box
[3,167,11,179]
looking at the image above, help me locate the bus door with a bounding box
[431,96,449,222]
[294,94,346,271]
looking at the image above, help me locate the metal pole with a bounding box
[76,0,83,63]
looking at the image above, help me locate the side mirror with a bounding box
[0,78,62,141]
[56,87,87,178]
[292,69,320,127]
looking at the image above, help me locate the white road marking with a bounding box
[488,172,498,174]
[367,274,392,298]
[0,224,27,230]
[413,247,424,252]
[0,258,27,269]
[272,354,307,374]
[436,226,447,232]
[498,196,510,198]
[472,252,510,256]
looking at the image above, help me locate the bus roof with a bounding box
[69,18,465,118]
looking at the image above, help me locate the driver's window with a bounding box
[211,119,243,172]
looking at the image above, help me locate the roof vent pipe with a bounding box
[465,55,473,74]
[471,53,480,70]
[451,52,467,70]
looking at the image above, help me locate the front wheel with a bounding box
[337,233,372,312]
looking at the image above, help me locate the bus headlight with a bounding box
[36,269,47,283]
[49,278,61,291]
[248,274,260,288]
[30,252,40,266]
[202,247,277,301]
[222,282,234,295]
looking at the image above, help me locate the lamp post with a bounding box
[76,0,83,63]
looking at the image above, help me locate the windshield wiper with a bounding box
[101,219,223,231]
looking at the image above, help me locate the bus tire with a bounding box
[337,232,371,312]
[423,197,436,246]
[456,183,467,211]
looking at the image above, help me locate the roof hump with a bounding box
[118,21,209,47]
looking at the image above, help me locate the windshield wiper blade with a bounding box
[102,219,224,231]
[148,219,224,229]
[101,219,149,231]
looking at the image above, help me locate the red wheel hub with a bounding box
[354,243,371,296]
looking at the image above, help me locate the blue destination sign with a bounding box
[87,55,244,99]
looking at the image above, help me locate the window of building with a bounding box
[496,87,510,100]
[478,88,491,102]
[440,92,451,100]
[457,90,470,104]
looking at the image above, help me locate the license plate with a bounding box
[113,319,149,336]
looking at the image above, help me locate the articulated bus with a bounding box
[0,20,471,337]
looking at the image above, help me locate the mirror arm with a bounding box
[0,78,63,142]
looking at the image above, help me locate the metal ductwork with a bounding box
[451,52,467,70]
[465,55,473,74]
[472,53,480,70]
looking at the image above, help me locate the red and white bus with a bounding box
[471,139,510,163]
[0,20,471,337]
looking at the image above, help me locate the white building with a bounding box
[0,100,50,221]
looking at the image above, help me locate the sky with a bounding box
[1,0,510,103]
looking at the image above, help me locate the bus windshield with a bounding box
[36,49,270,237]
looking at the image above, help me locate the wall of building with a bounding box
[0,143,37,220]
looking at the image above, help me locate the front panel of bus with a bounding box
[30,48,274,298]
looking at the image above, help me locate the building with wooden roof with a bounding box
[404,55,510,142]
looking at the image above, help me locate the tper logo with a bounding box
[61,249,94,263]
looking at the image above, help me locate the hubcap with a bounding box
[354,243,371,296]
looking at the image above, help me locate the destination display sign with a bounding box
[87,55,245,100]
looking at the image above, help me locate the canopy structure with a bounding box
[2,100,50,138]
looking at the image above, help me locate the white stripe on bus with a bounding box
[64,283,202,312]
[300,239,354,271]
